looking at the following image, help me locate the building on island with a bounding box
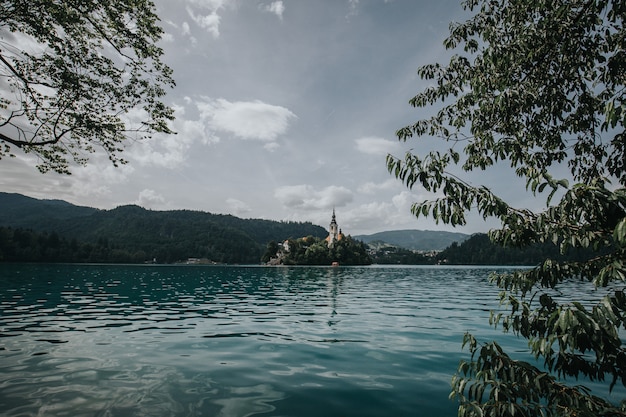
[325,208,344,247]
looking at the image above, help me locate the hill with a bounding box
[0,193,327,264]
[436,233,603,266]
[0,192,98,229]
[355,229,470,251]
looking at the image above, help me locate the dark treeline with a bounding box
[436,233,602,265]
[0,227,144,263]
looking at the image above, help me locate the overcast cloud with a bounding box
[0,0,527,235]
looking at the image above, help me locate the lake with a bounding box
[0,263,608,416]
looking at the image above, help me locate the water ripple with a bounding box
[0,264,544,417]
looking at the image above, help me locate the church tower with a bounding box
[327,208,339,246]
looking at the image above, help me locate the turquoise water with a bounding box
[0,264,540,416]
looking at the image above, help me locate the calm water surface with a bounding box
[0,264,570,416]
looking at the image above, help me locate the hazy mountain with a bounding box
[354,229,470,251]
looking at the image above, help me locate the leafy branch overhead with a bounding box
[388,0,626,415]
[0,0,175,174]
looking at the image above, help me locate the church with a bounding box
[325,208,344,247]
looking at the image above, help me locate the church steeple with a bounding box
[328,208,339,246]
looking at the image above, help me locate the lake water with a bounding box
[0,264,613,416]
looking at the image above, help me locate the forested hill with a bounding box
[0,192,327,264]
[437,233,601,266]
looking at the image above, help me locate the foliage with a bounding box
[0,0,175,173]
[387,0,626,415]
[0,227,146,263]
[267,235,372,266]
[261,240,280,264]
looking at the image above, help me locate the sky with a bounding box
[0,0,536,235]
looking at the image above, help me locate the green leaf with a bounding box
[614,218,626,246]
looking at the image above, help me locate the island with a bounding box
[262,209,371,266]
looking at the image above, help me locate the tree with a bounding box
[304,242,330,265]
[0,0,175,174]
[387,0,626,415]
[261,240,280,263]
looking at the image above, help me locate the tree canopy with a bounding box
[388,0,626,415]
[0,0,175,174]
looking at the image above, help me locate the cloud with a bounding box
[262,1,285,19]
[71,159,135,195]
[184,0,229,38]
[275,184,353,210]
[178,21,198,44]
[160,32,174,43]
[357,179,398,194]
[336,190,428,234]
[346,0,359,19]
[130,139,187,168]
[186,0,228,7]
[199,98,296,142]
[226,198,252,215]
[187,7,220,38]
[181,21,191,36]
[391,190,421,211]
[137,189,165,208]
[126,96,293,168]
[264,142,280,152]
[355,136,400,156]
[127,112,215,169]
[24,154,138,207]
[344,201,396,229]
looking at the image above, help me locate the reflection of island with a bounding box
[327,268,343,327]
[262,210,371,266]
